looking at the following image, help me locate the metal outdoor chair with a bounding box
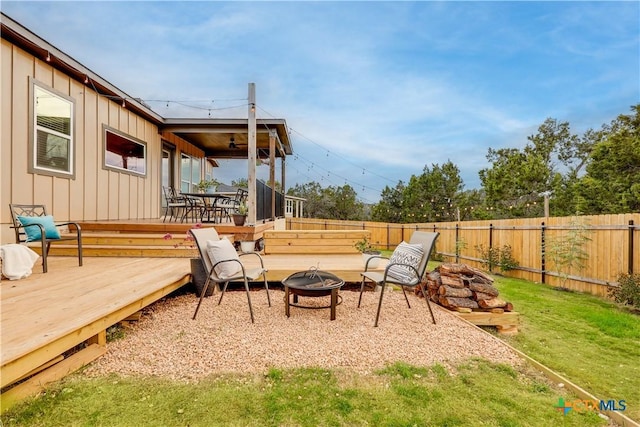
[190,227,270,323]
[163,187,200,223]
[358,231,439,327]
[216,188,248,223]
[9,204,83,273]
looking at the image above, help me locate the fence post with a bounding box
[455,223,460,263]
[629,220,635,274]
[541,222,546,284]
[488,223,494,272]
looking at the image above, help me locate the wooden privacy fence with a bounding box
[286,214,640,297]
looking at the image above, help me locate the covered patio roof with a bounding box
[161,118,293,160]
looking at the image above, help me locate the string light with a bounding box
[45,51,51,62]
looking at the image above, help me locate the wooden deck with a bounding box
[0,252,377,410]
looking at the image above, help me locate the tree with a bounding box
[479,118,579,218]
[326,185,365,220]
[574,105,640,214]
[287,182,365,220]
[371,182,405,223]
[287,182,330,219]
[457,189,492,221]
[231,178,248,188]
[402,161,464,223]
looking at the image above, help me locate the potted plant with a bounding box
[232,201,248,226]
[196,178,219,193]
[236,231,255,253]
[355,235,382,268]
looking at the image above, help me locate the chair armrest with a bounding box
[13,223,46,244]
[209,258,247,278]
[364,255,388,271]
[239,251,266,268]
[382,261,421,285]
[54,221,82,233]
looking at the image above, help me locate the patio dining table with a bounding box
[180,192,236,223]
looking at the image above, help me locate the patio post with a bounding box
[247,83,257,225]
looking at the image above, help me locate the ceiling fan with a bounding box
[228,136,242,149]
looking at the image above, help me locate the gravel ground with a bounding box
[84,289,522,381]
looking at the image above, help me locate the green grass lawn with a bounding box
[1,361,607,426]
[494,275,640,421]
[2,273,638,426]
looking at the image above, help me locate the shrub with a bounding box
[475,244,518,273]
[609,273,640,310]
[545,216,592,288]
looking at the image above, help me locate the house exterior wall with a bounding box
[1,38,165,244]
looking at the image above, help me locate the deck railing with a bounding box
[286,213,640,297]
[256,180,284,222]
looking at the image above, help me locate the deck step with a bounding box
[77,233,194,246]
[26,231,202,258]
[34,244,199,258]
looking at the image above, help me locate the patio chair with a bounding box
[190,227,271,323]
[9,204,83,273]
[163,187,199,223]
[216,188,248,223]
[358,231,439,327]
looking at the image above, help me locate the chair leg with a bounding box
[218,282,229,305]
[243,277,255,323]
[357,276,367,307]
[374,281,387,327]
[401,286,411,308]
[192,277,212,320]
[41,240,49,273]
[76,230,83,267]
[263,275,271,307]
[419,284,437,324]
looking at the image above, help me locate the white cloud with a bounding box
[2,0,637,201]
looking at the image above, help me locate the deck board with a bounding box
[0,257,191,388]
[1,253,381,391]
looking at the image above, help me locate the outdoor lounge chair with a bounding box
[190,227,270,323]
[9,204,83,273]
[358,231,439,327]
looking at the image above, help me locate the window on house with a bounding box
[103,126,147,176]
[180,153,201,192]
[30,81,75,178]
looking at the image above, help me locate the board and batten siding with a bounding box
[1,38,165,244]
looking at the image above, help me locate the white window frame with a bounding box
[180,153,202,192]
[29,78,75,179]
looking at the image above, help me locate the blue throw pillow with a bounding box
[17,215,61,241]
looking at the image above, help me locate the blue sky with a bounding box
[3,1,639,202]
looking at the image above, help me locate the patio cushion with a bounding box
[387,241,424,283]
[17,215,61,241]
[206,238,242,279]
